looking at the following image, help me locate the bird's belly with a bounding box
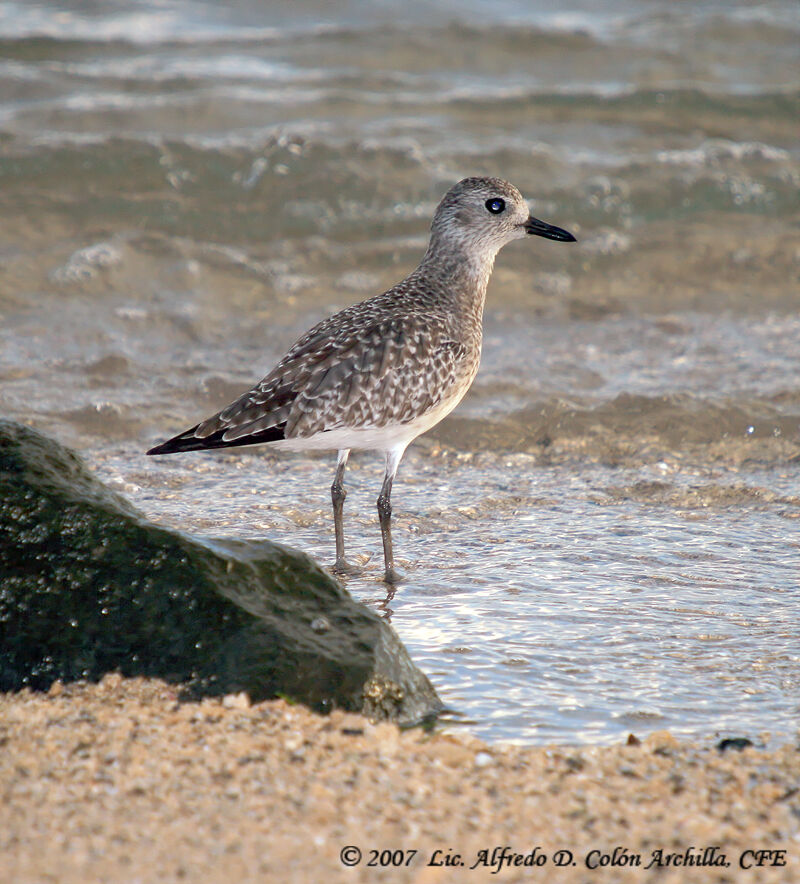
[271,381,471,454]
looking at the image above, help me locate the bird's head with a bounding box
[429,176,575,258]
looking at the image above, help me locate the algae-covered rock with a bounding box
[0,420,441,725]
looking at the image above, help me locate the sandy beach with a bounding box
[1,676,797,883]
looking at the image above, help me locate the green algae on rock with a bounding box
[0,420,441,725]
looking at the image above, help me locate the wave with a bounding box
[2,4,798,47]
[0,127,796,252]
[432,393,800,463]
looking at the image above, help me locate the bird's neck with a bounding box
[414,237,497,325]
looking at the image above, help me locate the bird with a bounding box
[147,176,575,584]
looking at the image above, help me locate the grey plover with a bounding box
[147,177,575,583]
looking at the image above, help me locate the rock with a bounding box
[717,737,754,752]
[0,420,441,725]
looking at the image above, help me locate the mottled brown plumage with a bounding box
[148,176,575,583]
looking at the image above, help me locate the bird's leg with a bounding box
[331,449,354,575]
[377,476,394,581]
[377,445,406,585]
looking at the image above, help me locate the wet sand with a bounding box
[1,676,797,883]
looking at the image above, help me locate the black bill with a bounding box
[524,214,576,243]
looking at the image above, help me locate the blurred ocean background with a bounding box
[1,0,798,745]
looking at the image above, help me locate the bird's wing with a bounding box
[197,311,467,443]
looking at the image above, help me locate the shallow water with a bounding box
[1,0,798,745]
[89,442,799,746]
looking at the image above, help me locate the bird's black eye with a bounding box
[485,197,505,214]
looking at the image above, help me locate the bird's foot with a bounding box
[332,557,363,578]
[383,566,405,586]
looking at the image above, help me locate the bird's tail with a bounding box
[146,422,286,455]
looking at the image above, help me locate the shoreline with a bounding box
[1,675,797,883]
